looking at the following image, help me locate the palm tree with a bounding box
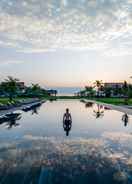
[93,80,103,97]
[93,80,103,88]
[122,81,129,105]
[30,84,42,97]
[1,76,19,102]
[31,84,41,90]
[54,90,57,96]
[85,86,95,97]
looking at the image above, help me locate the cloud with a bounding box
[0,0,132,55]
[18,48,56,53]
[0,60,24,66]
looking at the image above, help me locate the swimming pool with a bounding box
[0,100,132,184]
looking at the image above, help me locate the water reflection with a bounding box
[0,113,21,129]
[63,108,72,136]
[22,102,42,114]
[93,104,104,119]
[6,113,21,129]
[104,106,111,110]
[31,106,40,115]
[0,134,132,184]
[85,102,93,108]
[0,100,132,184]
[122,113,129,127]
[63,120,72,136]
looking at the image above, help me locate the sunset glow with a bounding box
[0,0,132,86]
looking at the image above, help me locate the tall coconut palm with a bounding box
[122,81,129,105]
[85,86,95,97]
[30,84,42,97]
[93,80,103,97]
[2,76,19,102]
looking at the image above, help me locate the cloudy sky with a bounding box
[0,0,132,87]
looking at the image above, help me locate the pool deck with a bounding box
[83,99,132,115]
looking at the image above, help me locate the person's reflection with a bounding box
[63,108,72,136]
[93,104,104,119]
[122,113,129,127]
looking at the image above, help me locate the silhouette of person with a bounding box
[63,108,72,136]
[122,113,129,127]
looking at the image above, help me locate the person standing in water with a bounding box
[63,108,72,136]
[122,113,129,127]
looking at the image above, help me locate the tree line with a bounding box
[0,76,57,102]
[78,80,132,104]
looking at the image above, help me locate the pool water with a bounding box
[0,100,132,184]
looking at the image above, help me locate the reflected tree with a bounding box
[31,106,40,115]
[93,104,104,119]
[6,113,21,129]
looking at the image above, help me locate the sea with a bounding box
[47,87,83,96]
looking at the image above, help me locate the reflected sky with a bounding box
[0,100,132,184]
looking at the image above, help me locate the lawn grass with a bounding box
[41,96,132,105]
[0,97,34,105]
[41,96,81,100]
[0,98,10,105]
[1,96,132,106]
[57,96,80,100]
[91,98,132,105]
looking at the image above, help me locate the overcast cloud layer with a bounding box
[0,0,132,55]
